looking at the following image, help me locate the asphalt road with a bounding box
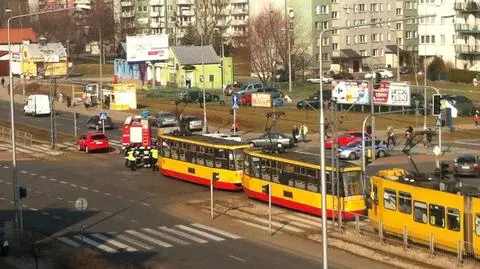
[0,151,391,269]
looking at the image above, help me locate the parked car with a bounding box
[297,99,320,110]
[181,115,203,132]
[365,69,394,79]
[153,112,178,127]
[400,66,411,74]
[325,131,368,149]
[443,95,477,116]
[223,82,244,96]
[179,90,220,103]
[77,132,110,153]
[248,133,294,150]
[0,232,9,257]
[332,72,354,80]
[306,76,334,84]
[453,155,480,177]
[241,90,283,106]
[309,90,332,101]
[241,93,253,106]
[338,139,388,160]
[257,87,284,99]
[236,82,264,96]
[87,115,114,130]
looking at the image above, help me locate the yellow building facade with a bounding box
[21,42,68,77]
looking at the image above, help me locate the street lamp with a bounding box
[84,25,103,108]
[7,5,90,235]
[200,33,207,133]
[285,5,294,93]
[318,14,435,269]
[213,28,225,91]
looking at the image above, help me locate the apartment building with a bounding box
[454,0,480,70]
[402,0,419,69]
[118,0,248,44]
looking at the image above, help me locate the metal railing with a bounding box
[0,126,32,146]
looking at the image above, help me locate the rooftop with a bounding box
[171,45,220,65]
[24,42,67,59]
[0,28,37,44]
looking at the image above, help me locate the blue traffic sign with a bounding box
[100,111,108,120]
[232,95,239,110]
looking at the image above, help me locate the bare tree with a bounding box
[83,1,116,42]
[191,0,231,50]
[33,11,76,42]
[248,8,285,84]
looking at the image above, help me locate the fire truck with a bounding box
[121,116,152,150]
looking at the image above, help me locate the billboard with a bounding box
[126,35,169,62]
[332,80,370,105]
[111,83,137,110]
[373,81,411,106]
[252,93,272,108]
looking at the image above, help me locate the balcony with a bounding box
[231,8,248,15]
[151,11,160,17]
[455,23,480,34]
[180,10,195,16]
[149,0,164,5]
[454,1,480,12]
[122,23,135,29]
[455,44,480,54]
[177,0,191,5]
[231,0,248,3]
[150,22,160,28]
[121,12,135,18]
[231,19,247,26]
[120,1,133,7]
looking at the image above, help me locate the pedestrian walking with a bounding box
[292,125,299,143]
[386,126,396,148]
[1,78,5,88]
[58,92,64,103]
[186,77,191,89]
[299,123,308,143]
[423,128,433,148]
[366,125,372,136]
[405,126,414,146]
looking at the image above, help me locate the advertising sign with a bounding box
[126,35,169,62]
[111,83,137,110]
[373,81,411,106]
[252,93,272,108]
[332,80,370,105]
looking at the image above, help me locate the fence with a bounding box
[0,126,33,146]
[337,211,480,268]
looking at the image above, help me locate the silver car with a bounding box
[154,112,178,127]
[248,133,294,150]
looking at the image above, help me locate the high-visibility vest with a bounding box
[367,149,372,158]
[151,149,158,159]
[128,152,136,161]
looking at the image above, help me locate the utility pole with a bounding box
[50,78,56,150]
[330,101,336,227]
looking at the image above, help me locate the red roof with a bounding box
[0,51,8,57]
[0,28,37,44]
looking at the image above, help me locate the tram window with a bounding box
[244,156,250,175]
[161,139,171,158]
[306,169,319,192]
[398,192,412,214]
[476,215,480,236]
[178,143,186,161]
[204,147,215,168]
[271,161,280,183]
[295,166,307,190]
[196,146,205,166]
[413,201,428,224]
[170,141,179,160]
[447,208,460,232]
[429,204,445,228]
[342,171,362,197]
[383,189,397,211]
[251,157,261,178]
[234,149,244,171]
[214,149,228,169]
[261,159,272,181]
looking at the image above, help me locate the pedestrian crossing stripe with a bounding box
[57,223,241,253]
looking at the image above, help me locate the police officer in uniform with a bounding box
[151,147,159,171]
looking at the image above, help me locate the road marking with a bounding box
[114,215,124,220]
[58,237,81,248]
[116,195,123,199]
[49,178,57,182]
[104,211,112,215]
[30,173,36,176]
[104,193,111,196]
[229,255,247,263]
[20,170,28,174]
[68,200,74,204]
[0,180,3,183]
[125,230,173,248]
[60,181,67,184]
[286,215,321,228]
[454,140,480,146]
[141,202,150,207]
[175,225,224,241]
[53,215,62,220]
[0,197,5,200]
[6,182,11,185]
[81,187,89,190]
[158,226,208,244]
[247,216,304,233]
[116,234,153,250]
[40,176,46,179]
[73,235,117,253]
[91,233,137,252]
[92,189,100,193]
[91,207,98,211]
[142,228,190,245]
[56,197,63,201]
[41,211,49,216]
[70,184,78,187]
[234,219,283,234]
[191,223,242,239]
[22,204,27,208]
[128,199,136,203]
[3,166,9,169]
[34,190,42,194]
[130,219,138,224]
[29,207,39,211]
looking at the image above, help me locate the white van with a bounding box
[24,95,51,116]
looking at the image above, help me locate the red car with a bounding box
[325,131,368,149]
[77,132,110,153]
[241,93,252,106]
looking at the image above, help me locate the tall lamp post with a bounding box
[214,28,225,91]
[7,5,91,235]
[200,33,207,133]
[318,14,435,269]
[285,4,294,93]
[84,26,103,107]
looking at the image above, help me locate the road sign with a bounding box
[100,111,107,121]
[75,198,88,211]
[433,146,441,156]
[435,117,442,127]
[232,95,239,110]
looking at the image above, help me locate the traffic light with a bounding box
[212,173,219,182]
[18,187,27,199]
[432,94,442,116]
[74,112,80,120]
[262,184,270,194]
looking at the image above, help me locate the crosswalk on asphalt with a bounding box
[57,223,241,253]
[0,139,123,157]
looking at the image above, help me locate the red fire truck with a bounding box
[121,116,152,149]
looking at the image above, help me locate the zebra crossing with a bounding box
[0,139,123,157]
[57,223,241,253]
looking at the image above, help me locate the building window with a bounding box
[346,35,351,45]
[322,53,329,61]
[431,35,435,43]
[332,0,338,3]
[387,3,391,10]
[372,48,379,57]
[332,11,338,19]
[315,21,320,30]
[359,34,366,43]
[370,3,377,11]
[380,33,384,41]
[379,3,384,11]
[315,53,319,62]
[321,5,329,14]
[322,37,329,46]
[315,5,320,14]
[405,1,411,9]
[396,8,402,15]
[359,49,367,56]
[359,4,365,11]
[332,43,338,50]
[406,31,412,39]
[322,21,328,29]
[396,23,402,30]
[143,6,147,12]
[372,33,378,42]
[387,33,392,42]
[138,6,142,12]
[441,34,445,44]
[332,29,339,35]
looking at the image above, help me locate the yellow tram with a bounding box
[242,150,366,220]
[369,168,480,256]
[158,133,250,191]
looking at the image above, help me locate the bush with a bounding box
[448,69,479,83]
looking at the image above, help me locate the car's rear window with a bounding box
[458,156,476,163]
[91,135,106,140]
